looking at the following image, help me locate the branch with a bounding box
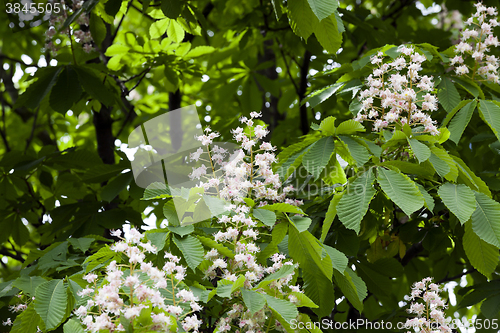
[0,54,39,68]
[0,248,25,263]
[279,47,300,96]
[128,67,151,93]
[25,106,40,153]
[437,269,477,284]
[298,50,312,135]
[0,97,10,152]
[401,241,424,266]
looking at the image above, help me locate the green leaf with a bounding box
[303,82,344,108]
[452,156,491,196]
[83,245,118,273]
[163,201,180,226]
[379,160,435,179]
[68,238,94,253]
[161,0,183,18]
[437,77,461,112]
[274,137,318,171]
[338,136,370,167]
[478,100,500,142]
[73,66,114,106]
[324,244,348,273]
[259,203,304,215]
[185,46,216,58]
[89,14,106,46]
[416,183,435,212]
[335,119,365,135]
[146,232,169,250]
[11,303,40,333]
[172,235,204,271]
[198,235,234,259]
[288,227,334,285]
[101,171,133,202]
[257,222,287,263]
[167,225,194,237]
[454,76,483,99]
[337,169,376,234]
[321,193,343,242]
[318,116,336,135]
[253,209,277,227]
[306,0,337,21]
[408,138,431,163]
[34,279,68,330]
[264,294,298,322]
[437,183,476,225]
[63,318,85,333]
[377,167,424,217]
[49,66,83,114]
[463,221,499,279]
[442,99,474,126]
[143,182,171,200]
[302,136,335,180]
[287,0,317,39]
[332,268,366,312]
[16,67,62,109]
[448,100,476,144]
[13,276,47,297]
[314,13,343,54]
[241,289,266,314]
[167,20,185,43]
[471,192,500,248]
[149,18,169,39]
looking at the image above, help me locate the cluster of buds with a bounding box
[450,2,499,83]
[75,228,202,332]
[355,45,440,135]
[403,277,452,333]
[45,0,94,56]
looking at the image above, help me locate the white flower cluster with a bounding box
[355,46,440,135]
[189,112,306,331]
[75,228,202,333]
[189,111,301,206]
[404,277,452,333]
[45,0,94,55]
[451,3,499,83]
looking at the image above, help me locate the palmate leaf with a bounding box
[463,221,499,278]
[274,137,318,171]
[408,138,431,163]
[241,289,266,314]
[264,294,298,322]
[471,192,500,248]
[13,276,47,297]
[437,183,476,225]
[416,183,435,212]
[332,268,366,312]
[478,100,500,142]
[437,77,461,112]
[172,235,204,271]
[448,100,476,144]
[337,169,376,234]
[321,193,343,242]
[452,156,491,196]
[338,136,371,167]
[34,279,68,330]
[376,167,424,217]
[335,119,366,135]
[302,136,335,180]
[306,0,338,21]
[288,226,335,317]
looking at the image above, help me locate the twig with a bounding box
[0,54,39,68]
[25,106,40,153]
[128,67,150,93]
[437,269,477,284]
[279,47,300,96]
